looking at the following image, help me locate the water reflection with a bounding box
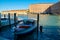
[39,15,60,26]
[0,14,60,40]
[28,14,60,40]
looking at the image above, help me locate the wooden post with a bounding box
[8,13,11,25]
[40,26,43,32]
[37,13,39,40]
[14,13,17,27]
[4,14,6,19]
[14,13,17,40]
[0,13,1,27]
[27,10,29,19]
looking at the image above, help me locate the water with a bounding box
[28,14,60,26]
[18,15,28,19]
[39,15,60,26]
[39,15,60,40]
[0,14,60,40]
[0,15,29,40]
[28,14,60,40]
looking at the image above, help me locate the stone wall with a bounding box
[29,4,53,13]
[29,2,60,14]
[51,2,60,14]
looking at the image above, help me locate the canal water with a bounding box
[39,15,60,26]
[28,14,60,26]
[28,14,60,40]
[39,15,60,40]
[0,14,60,40]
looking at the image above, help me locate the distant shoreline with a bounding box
[28,13,60,16]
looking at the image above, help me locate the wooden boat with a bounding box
[14,19,37,35]
[1,18,8,20]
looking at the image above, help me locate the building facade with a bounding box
[29,2,60,14]
[1,10,28,15]
[51,2,60,14]
[29,4,53,13]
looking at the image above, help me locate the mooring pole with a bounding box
[4,14,6,19]
[8,13,11,26]
[37,13,39,40]
[40,26,43,32]
[0,13,1,27]
[14,13,17,40]
[14,13,17,27]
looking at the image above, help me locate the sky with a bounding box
[0,0,59,12]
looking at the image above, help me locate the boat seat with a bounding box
[19,25,30,28]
